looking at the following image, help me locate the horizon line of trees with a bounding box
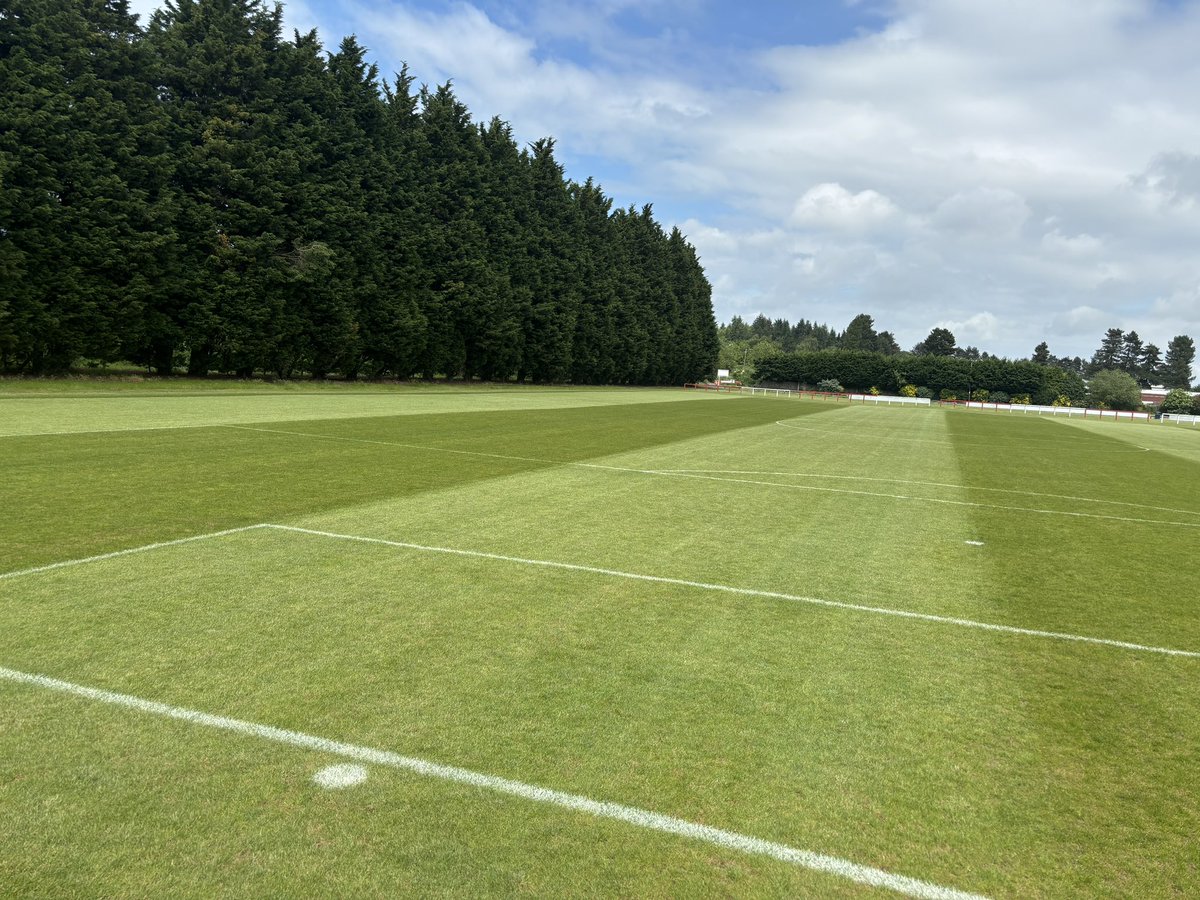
[754,349,1089,408]
[720,312,1195,388]
[0,0,718,383]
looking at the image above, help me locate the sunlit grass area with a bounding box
[2,384,1198,897]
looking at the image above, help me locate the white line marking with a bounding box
[773,420,1152,452]
[0,665,986,900]
[0,525,270,581]
[266,525,1200,659]
[649,470,1200,519]
[219,426,1195,529]
[221,424,552,466]
[965,541,985,547]
[0,423,221,439]
[8,522,1194,658]
[580,469,1200,530]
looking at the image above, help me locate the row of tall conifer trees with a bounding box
[0,0,719,382]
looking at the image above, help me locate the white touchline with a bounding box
[592,470,1200,529]
[0,525,270,581]
[217,426,1193,529]
[266,525,1200,659]
[772,420,1151,452]
[3,523,1197,658]
[646,470,1200,519]
[0,665,987,900]
[221,423,554,466]
[0,422,224,439]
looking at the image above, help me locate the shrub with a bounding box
[970,389,989,402]
[939,389,957,401]
[990,391,1009,403]
[869,386,880,396]
[1011,394,1031,404]
[899,384,918,398]
[816,378,844,393]
[1051,394,1072,407]
[1086,369,1142,411]
[916,386,934,399]
[1161,388,1194,414]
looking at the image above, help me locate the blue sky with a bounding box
[130,0,1200,361]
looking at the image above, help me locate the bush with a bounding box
[869,385,880,395]
[899,384,918,398]
[939,388,957,401]
[1051,394,1072,407]
[1193,394,1200,415]
[816,378,844,393]
[1161,388,1194,414]
[1012,394,1031,404]
[990,391,1009,403]
[1087,369,1142,411]
[970,389,989,402]
[916,386,934,399]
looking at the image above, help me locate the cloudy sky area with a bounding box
[133,0,1200,359]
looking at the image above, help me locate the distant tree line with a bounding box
[721,309,1196,393]
[755,350,1087,406]
[0,0,718,382]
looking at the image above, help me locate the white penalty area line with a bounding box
[773,420,1151,453]
[5,524,1197,660]
[646,470,1200,520]
[0,525,271,581]
[271,525,1200,660]
[598,469,1200,530]
[218,425,1190,529]
[0,422,224,439]
[0,667,986,900]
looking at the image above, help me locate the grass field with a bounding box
[2,382,1198,898]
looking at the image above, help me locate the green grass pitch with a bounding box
[1,382,1198,897]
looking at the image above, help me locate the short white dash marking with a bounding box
[965,541,985,547]
[314,763,368,789]
[0,666,987,900]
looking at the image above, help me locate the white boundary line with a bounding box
[597,470,1200,530]
[268,525,1200,659]
[221,423,552,466]
[0,422,223,439]
[218,426,1194,529]
[0,525,269,581]
[773,420,1151,453]
[0,666,986,900]
[5,523,1197,659]
[648,470,1200,519]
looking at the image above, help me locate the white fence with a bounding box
[847,393,931,406]
[738,386,931,406]
[947,400,1151,421]
[1161,413,1200,426]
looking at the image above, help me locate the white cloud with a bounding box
[791,183,900,232]
[937,311,1000,345]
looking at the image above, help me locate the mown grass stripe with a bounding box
[219,425,1197,528]
[0,665,988,900]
